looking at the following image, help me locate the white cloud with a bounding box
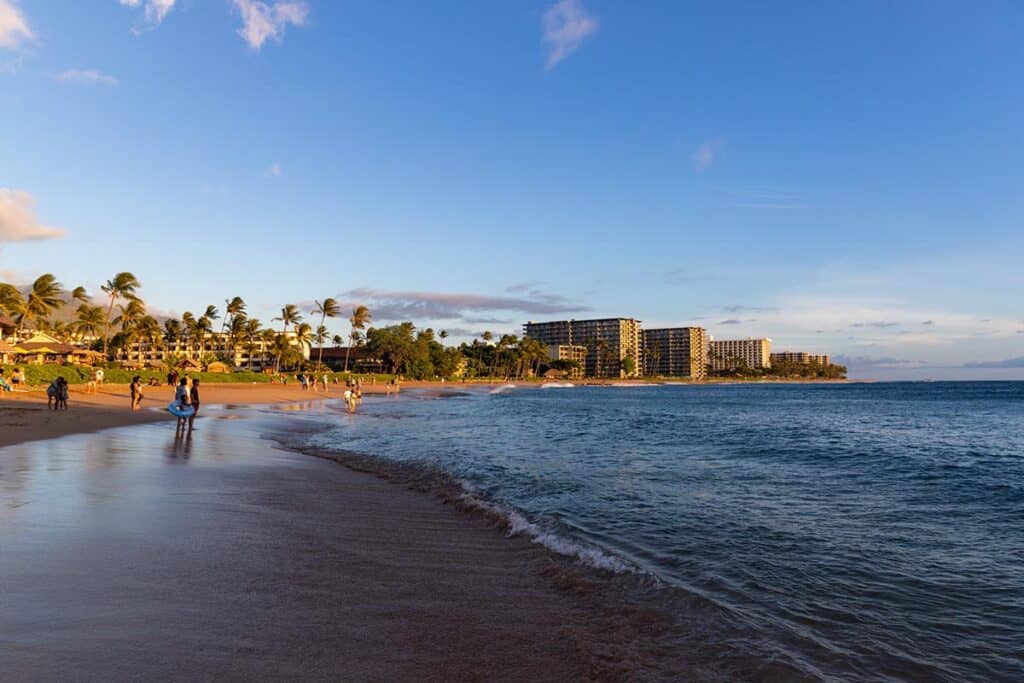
[57,68,119,86]
[692,137,725,171]
[266,162,282,177]
[542,0,598,70]
[0,0,34,51]
[0,189,66,243]
[232,0,309,51]
[120,0,176,31]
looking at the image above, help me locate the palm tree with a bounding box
[136,315,162,366]
[101,272,140,358]
[309,298,341,370]
[113,297,146,362]
[344,304,372,372]
[17,273,64,333]
[477,330,493,377]
[272,304,303,371]
[243,318,263,370]
[0,283,25,323]
[181,312,197,358]
[163,318,183,348]
[293,323,313,366]
[222,296,246,334]
[227,314,248,366]
[74,304,105,343]
[195,314,214,357]
[332,334,344,348]
[261,328,278,370]
[70,286,89,305]
[314,325,329,366]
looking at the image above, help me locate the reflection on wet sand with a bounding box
[0,404,606,680]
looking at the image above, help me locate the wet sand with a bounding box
[0,384,358,449]
[0,404,635,681]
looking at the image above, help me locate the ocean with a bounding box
[297,382,1024,681]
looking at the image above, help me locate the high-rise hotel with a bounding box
[708,338,772,372]
[524,318,643,378]
[642,327,709,380]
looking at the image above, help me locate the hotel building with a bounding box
[642,327,709,380]
[709,338,772,373]
[524,318,643,378]
[770,352,831,367]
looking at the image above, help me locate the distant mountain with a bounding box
[963,357,1024,368]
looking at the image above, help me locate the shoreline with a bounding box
[0,401,677,679]
[0,377,857,449]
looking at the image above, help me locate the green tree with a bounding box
[311,298,341,370]
[18,273,64,333]
[344,304,372,372]
[74,304,105,342]
[101,272,140,358]
[272,304,303,371]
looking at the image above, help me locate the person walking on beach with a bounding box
[130,376,144,411]
[46,378,59,409]
[188,379,201,433]
[56,377,69,410]
[174,377,190,433]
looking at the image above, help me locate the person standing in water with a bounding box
[188,379,201,433]
[130,376,144,411]
[174,377,190,433]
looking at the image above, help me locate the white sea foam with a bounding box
[540,382,575,389]
[456,490,635,574]
[489,384,517,394]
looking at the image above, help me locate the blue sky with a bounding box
[2,1,1022,378]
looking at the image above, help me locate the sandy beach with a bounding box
[0,392,672,680]
[0,382,402,449]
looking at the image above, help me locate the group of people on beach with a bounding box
[297,372,330,392]
[45,376,69,409]
[0,367,27,392]
[171,377,201,434]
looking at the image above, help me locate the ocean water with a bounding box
[301,382,1024,681]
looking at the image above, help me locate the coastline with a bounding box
[0,402,677,680]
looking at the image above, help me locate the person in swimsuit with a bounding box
[174,377,190,433]
[188,379,200,433]
[130,376,143,411]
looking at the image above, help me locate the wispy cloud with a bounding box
[232,0,309,51]
[542,0,598,70]
[850,321,899,328]
[335,287,591,323]
[57,68,119,86]
[120,0,176,30]
[0,0,33,51]
[0,189,66,242]
[692,137,725,171]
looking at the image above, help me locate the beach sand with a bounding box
[0,399,665,680]
[0,383,388,449]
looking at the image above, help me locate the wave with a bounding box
[540,382,575,389]
[452,485,638,575]
[489,384,517,394]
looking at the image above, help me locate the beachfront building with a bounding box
[307,347,385,373]
[125,331,310,369]
[524,318,642,378]
[709,338,772,373]
[770,352,830,367]
[643,327,709,380]
[8,332,75,365]
[545,343,588,379]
